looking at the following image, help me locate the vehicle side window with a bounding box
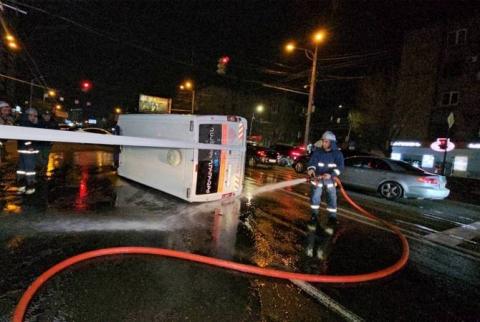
[371,160,391,171]
[345,157,363,168]
[361,159,391,170]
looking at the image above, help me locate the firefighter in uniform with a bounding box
[16,107,41,195]
[307,131,344,227]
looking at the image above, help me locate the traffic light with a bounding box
[80,80,92,92]
[217,56,230,74]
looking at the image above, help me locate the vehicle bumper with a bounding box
[405,187,450,199]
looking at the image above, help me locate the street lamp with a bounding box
[179,80,196,114]
[285,29,326,146]
[115,107,122,114]
[55,104,62,110]
[249,104,264,136]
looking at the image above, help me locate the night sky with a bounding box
[4,0,479,115]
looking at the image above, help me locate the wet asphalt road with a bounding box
[1,143,479,321]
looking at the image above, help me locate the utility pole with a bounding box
[304,43,319,146]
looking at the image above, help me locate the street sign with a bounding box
[447,112,455,129]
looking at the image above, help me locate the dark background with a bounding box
[5,0,480,115]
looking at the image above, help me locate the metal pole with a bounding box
[441,130,450,176]
[191,90,195,114]
[304,44,319,146]
[29,79,33,108]
[249,112,255,136]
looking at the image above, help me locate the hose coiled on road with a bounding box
[13,177,409,322]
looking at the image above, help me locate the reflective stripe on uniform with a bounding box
[327,208,337,213]
[311,205,320,209]
[327,183,334,188]
[327,163,337,168]
[16,170,26,175]
[333,169,341,175]
[25,171,36,176]
[24,141,32,146]
[318,162,325,167]
[18,150,39,154]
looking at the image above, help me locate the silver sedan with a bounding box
[340,156,450,201]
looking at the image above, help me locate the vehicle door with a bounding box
[361,158,392,190]
[342,157,367,188]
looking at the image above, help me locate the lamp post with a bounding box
[285,30,326,146]
[249,104,264,136]
[180,80,195,114]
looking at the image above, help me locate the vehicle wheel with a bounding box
[294,162,305,173]
[248,157,257,168]
[379,181,403,201]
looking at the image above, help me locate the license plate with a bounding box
[268,159,276,163]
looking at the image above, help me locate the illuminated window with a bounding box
[453,156,468,171]
[441,91,459,106]
[391,153,402,160]
[422,155,435,168]
[447,29,467,47]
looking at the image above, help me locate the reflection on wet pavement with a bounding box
[2,153,478,321]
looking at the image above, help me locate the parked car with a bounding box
[341,156,450,200]
[270,144,307,166]
[292,149,369,173]
[78,127,112,135]
[246,143,278,168]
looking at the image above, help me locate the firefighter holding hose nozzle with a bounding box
[307,131,344,230]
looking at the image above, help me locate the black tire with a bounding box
[248,157,257,168]
[379,181,403,201]
[294,162,305,173]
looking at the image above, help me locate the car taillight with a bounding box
[257,150,266,157]
[417,177,438,184]
[291,151,300,156]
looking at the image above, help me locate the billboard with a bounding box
[139,94,171,114]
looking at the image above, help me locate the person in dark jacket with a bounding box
[37,110,59,173]
[0,100,15,162]
[307,131,344,226]
[17,107,41,195]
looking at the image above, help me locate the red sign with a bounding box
[430,138,455,152]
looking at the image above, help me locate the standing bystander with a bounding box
[37,110,59,173]
[0,100,15,162]
[16,108,41,194]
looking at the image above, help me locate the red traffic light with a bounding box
[81,80,92,92]
[220,56,230,64]
[217,56,230,74]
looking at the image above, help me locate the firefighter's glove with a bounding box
[307,169,315,178]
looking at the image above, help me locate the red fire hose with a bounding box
[13,178,409,322]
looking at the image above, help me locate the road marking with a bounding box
[425,221,480,247]
[279,188,480,261]
[291,280,364,322]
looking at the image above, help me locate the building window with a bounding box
[447,29,467,47]
[441,91,459,106]
[443,60,463,78]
